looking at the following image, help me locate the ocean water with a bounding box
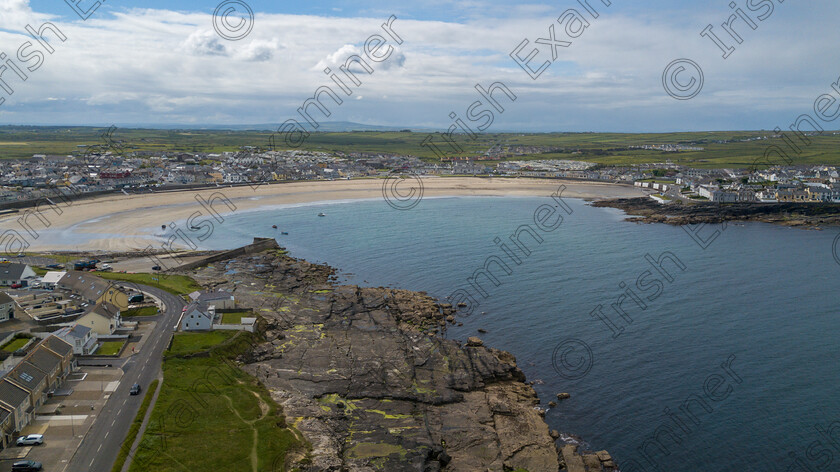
[170,196,840,471]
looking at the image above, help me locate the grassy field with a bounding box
[1,337,29,352]
[123,306,159,317]
[165,331,235,357]
[2,126,840,168]
[112,379,159,472]
[129,332,306,472]
[220,311,251,324]
[99,341,125,356]
[93,272,202,296]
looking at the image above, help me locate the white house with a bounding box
[0,264,35,286]
[181,302,215,331]
[55,324,97,355]
[41,271,66,289]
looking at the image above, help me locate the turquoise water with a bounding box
[181,197,840,470]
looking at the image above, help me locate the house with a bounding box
[0,264,35,286]
[6,361,48,410]
[0,379,31,436]
[0,292,14,323]
[41,271,66,289]
[55,324,97,355]
[0,404,14,449]
[190,290,236,310]
[57,272,129,310]
[23,346,63,392]
[76,302,121,335]
[181,302,215,331]
[40,335,74,375]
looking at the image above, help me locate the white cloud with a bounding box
[0,3,836,132]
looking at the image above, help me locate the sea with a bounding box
[107,196,840,470]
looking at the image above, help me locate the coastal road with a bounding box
[64,285,185,472]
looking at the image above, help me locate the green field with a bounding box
[165,331,235,357]
[98,341,126,356]
[1,337,30,352]
[1,126,839,168]
[130,332,306,472]
[92,272,201,296]
[122,306,159,317]
[220,311,251,324]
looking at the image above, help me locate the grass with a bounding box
[112,379,159,472]
[129,332,305,472]
[165,331,235,357]
[93,272,201,296]
[220,311,251,324]
[1,337,30,352]
[123,306,159,317]
[99,341,126,356]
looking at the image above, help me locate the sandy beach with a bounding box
[0,177,649,252]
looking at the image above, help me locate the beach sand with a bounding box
[0,177,649,252]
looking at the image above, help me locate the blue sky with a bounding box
[1,0,839,131]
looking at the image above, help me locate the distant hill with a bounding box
[104,121,438,132]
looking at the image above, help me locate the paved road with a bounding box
[64,285,184,472]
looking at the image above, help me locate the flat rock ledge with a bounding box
[184,249,619,471]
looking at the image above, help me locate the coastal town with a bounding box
[2,143,840,207]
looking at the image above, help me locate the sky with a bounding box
[0,0,838,132]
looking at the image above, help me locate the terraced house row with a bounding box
[0,335,73,449]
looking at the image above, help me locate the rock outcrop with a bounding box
[184,250,617,471]
[594,197,840,228]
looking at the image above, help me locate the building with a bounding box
[0,293,14,322]
[41,271,66,289]
[190,290,236,310]
[0,264,35,287]
[0,405,14,449]
[57,272,129,310]
[0,336,73,440]
[76,302,122,335]
[181,302,215,331]
[55,324,97,355]
[5,361,48,411]
[0,380,31,438]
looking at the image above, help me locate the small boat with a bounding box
[190,225,201,230]
[161,224,166,230]
[281,231,289,235]
[272,225,277,229]
[318,212,326,217]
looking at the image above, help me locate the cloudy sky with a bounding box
[0,0,837,131]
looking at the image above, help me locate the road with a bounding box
[64,285,185,472]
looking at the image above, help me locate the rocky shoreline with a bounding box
[594,197,840,228]
[180,247,618,471]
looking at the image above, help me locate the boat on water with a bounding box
[272,225,277,229]
[281,231,289,235]
[161,224,166,230]
[318,212,326,217]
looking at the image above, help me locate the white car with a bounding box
[16,434,43,446]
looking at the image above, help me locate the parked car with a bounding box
[46,264,63,269]
[10,283,22,289]
[152,265,162,271]
[16,253,25,258]
[16,434,44,446]
[12,460,42,471]
[130,383,142,395]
